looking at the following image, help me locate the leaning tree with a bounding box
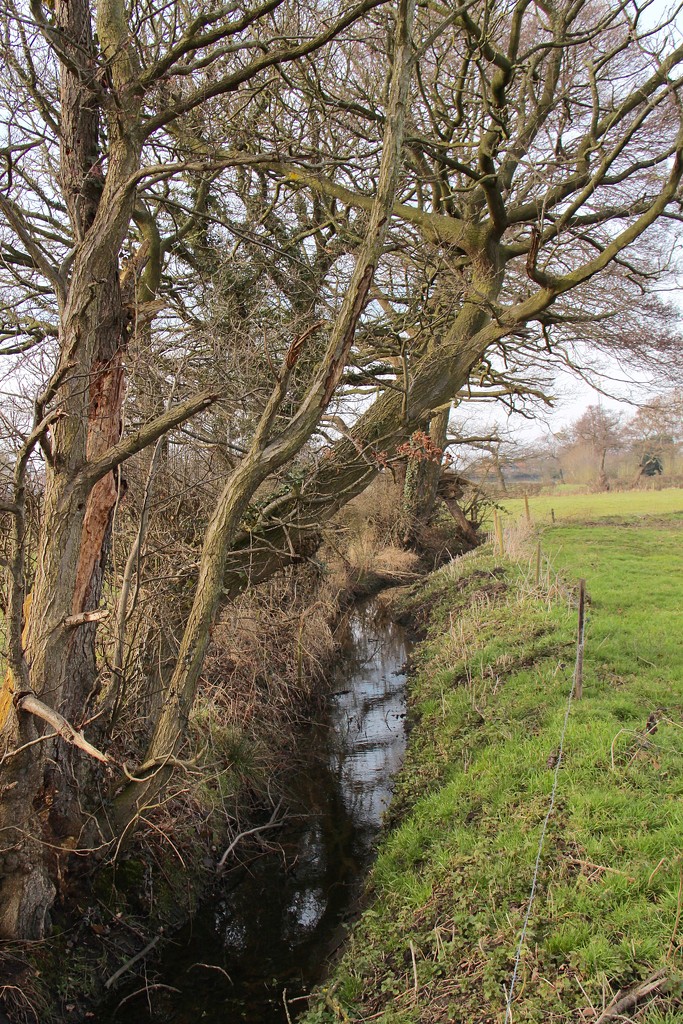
[115,0,683,837]
[0,0,415,939]
[2,0,683,941]
[217,0,683,573]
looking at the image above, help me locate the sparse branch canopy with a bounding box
[201,0,683,583]
[0,0,407,941]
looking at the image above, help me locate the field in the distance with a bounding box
[498,485,683,524]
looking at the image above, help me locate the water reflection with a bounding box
[329,607,408,830]
[104,599,410,1023]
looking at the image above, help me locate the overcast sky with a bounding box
[456,333,683,449]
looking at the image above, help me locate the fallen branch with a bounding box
[15,692,110,763]
[216,799,284,870]
[594,970,669,1022]
[104,932,162,990]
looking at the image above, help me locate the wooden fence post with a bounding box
[574,578,586,699]
[494,511,504,556]
[524,494,532,524]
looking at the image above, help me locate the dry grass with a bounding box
[333,473,473,583]
[324,475,424,590]
[201,565,339,734]
[341,473,406,549]
[373,546,423,578]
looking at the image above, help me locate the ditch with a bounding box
[102,597,411,1023]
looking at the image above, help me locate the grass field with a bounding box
[302,506,683,1023]
[498,485,683,524]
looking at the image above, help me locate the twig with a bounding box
[593,970,668,1022]
[216,799,284,869]
[323,981,351,1022]
[104,933,162,990]
[120,743,207,782]
[610,728,626,771]
[187,962,233,982]
[114,983,180,1010]
[568,857,635,882]
[137,815,186,868]
[409,940,419,998]
[283,987,294,1024]
[0,730,58,763]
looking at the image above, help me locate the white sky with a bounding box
[455,344,682,450]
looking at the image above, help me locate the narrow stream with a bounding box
[104,598,410,1023]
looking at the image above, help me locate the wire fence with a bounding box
[504,578,586,1023]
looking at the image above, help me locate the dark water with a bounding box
[104,599,410,1023]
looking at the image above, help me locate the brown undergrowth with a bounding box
[1,475,477,1023]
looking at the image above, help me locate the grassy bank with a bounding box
[301,511,683,1022]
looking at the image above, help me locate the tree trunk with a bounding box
[400,408,450,547]
[0,252,134,940]
[597,448,610,491]
[217,251,506,597]
[0,0,143,937]
[493,455,508,493]
[111,0,417,834]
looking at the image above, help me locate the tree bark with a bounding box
[0,0,394,937]
[400,407,450,547]
[0,0,143,938]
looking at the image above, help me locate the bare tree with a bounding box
[625,392,683,481]
[562,405,623,489]
[0,0,408,939]
[211,0,683,583]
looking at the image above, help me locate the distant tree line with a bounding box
[465,395,683,491]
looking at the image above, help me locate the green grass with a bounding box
[498,485,683,525]
[302,513,683,1023]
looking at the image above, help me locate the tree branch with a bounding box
[76,389,219,489]
[142,0,389,138]
[15,693,109,764]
